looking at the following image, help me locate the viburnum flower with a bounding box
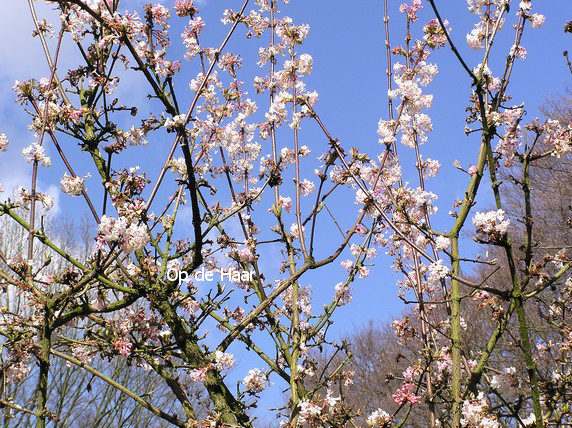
[290,223,305,239]
[529,13,545,28]
[181,297,201,315]
[213,350,235,371]
[112,338,132,356]
[466,21,486,50]
[174,0,198,17]
[519,1,532,11]
[22,143,51,167]
[97,216,149,253]
[282,284,313,317]
[403,365,423,383]
[353,247,377,266]
[280,147,301,164]
[341,259,353,272]
[392,382,423,405]
[123,223,149,253]
[71,345,95,365]
[298,400,322,425]
[358,265,370,278]
[0,133,8,152]
[279,196,292,213]
[238,246,256,262]
[434,235,450,251]
[422,157,441,178]
[168,157,187,177]
[335,281,352,305]
[147,4,170,27]
[5,360,31,384]
[276,17,310,46]
[490,366,519,395]
[164,114,187,131]
[367,408,392,427]
[98,215,128,243]
[40,194,55,211]
[243,368,267,393]
[461,392,500,427]
[182,16,206,59]
[297,53,313,76]
[544,119,572,158]
[13,187,54,210]
[289,112,302,129]
[189,368,207,383]
[60,173,89,197]
[473,209,510,239]
[428,260,450,284]
[68,107,85,124]
[224,307,245,323]
[125,126,148,146]
[473,63,501,91]
[399,0,423,22]
[510,44,527,60]
[299,179,315,196]
[377,119,397,145]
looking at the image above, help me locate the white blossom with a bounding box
[367,408,392,427]
[335,282,352,305]
[214,350,235,371]
[0,133,9,152]
[60,173,89,197]
[297,53,313,76]
[428,260,450,284]
[22,143,51,167]
[473,209,510,238]
[243,368,267,393]
[434,236,451,251]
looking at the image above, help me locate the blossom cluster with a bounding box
[60,173,89,197]
[97,215,150,253]
[22,143,51,167]
[243,368,267,393]
[472,209,510,240]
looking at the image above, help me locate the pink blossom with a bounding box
[189,368,207,382]
[529,13,545,28]
[399,0,423,22]
[174,1,198,17]
[510,44,527,60]
[392,382,423,405]
[112,338,132,356]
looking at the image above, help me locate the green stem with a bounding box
[35,307,51,428]
[154,300,252,427]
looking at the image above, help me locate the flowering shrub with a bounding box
[0,0,570,427]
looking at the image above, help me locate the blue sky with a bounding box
[0,0,570,423]
[1,0,570,316]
